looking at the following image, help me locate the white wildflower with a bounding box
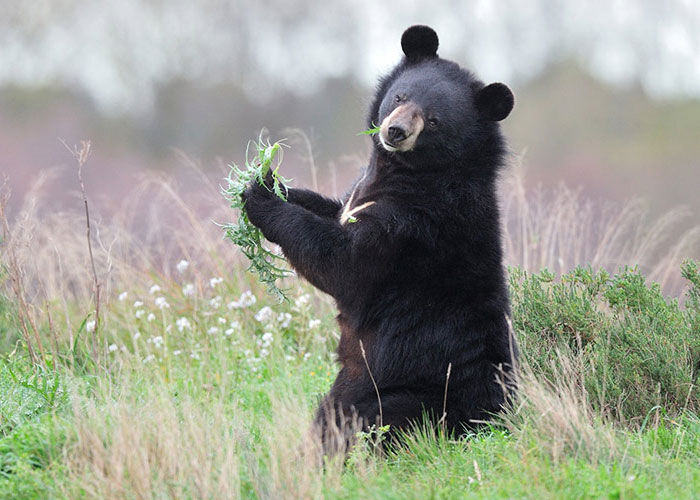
[225,321,240,336]
[176,317,191,332]
[173,350,182,356]
[190,352,200,360]
[209,277,224,288]
[149,285,161,295]
[85,320,96,333]
[255,306,274,324]
[261,332,274,344]
[133,331,141,340]
[209,295,222,308]
[133,300,144,308]
[217,316,227,324]
[151,336,164,347]
[240,290,256,307]
[228,290,256,309]
[277,312,292,328]
[143,354,155,363]
[248,355,261,373]
[285,355,294,361]
[183,283,195,297]
[207,327,220,335]
[308,319,321,329]
[176,259,189,273]
[260,348,269,358]
[135,309,145,319]
[147,312,156,322]
[303,352,311,360]
[118,291,128,301]
[108,343,118,352]
[295,293,311,308]
[155,296,170,309]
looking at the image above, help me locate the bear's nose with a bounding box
[388,125,407,143]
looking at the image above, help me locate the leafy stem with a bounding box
[221,134,292,302]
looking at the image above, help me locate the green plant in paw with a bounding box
[222,134,293,302]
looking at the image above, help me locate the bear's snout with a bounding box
[388,125,407,144]
[379,102,424,153]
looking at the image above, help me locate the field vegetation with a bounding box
[1,145,698,499]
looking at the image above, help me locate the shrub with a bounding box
[510,262,700,423]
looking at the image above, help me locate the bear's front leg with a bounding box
[242,180,351,297]
[286,188,342,219]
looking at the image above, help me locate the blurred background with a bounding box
[1,0,699,221]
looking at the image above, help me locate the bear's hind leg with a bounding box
[314,388,444,456]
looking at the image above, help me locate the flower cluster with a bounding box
[228,290,257,309]
[110,259,332,372]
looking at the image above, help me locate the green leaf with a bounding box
[358,124,381,136]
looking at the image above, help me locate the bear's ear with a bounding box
[401,25,439,60]
[475,83,514,121]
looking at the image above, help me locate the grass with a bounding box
[0,147,699,498]
[0,272,698,499]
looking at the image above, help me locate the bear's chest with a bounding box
[339,172,375,225]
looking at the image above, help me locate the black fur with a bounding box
[401,25,439,60]
[242,26,518,450]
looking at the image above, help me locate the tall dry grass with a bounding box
[0,157,255,356]
[499,349,619,464]
[2,163,243,304]
[58,369,357,499]
[3,158,696,305]
[502,161,699,294]
[1,147,697,360]
[65,392,242,499]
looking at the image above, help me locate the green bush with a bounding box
[510,261,700,423]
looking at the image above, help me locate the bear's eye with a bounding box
[394,94,404,103]
[427,117,439,128]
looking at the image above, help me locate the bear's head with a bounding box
[369,25,514,167]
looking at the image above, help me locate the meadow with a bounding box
[0,145,699,499]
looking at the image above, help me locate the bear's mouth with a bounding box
[379,103,424,153]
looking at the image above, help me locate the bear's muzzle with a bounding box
[379,102,424,152]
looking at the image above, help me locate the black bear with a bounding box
[243,25,518,450]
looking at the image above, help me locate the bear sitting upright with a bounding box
[242,25,518,451]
